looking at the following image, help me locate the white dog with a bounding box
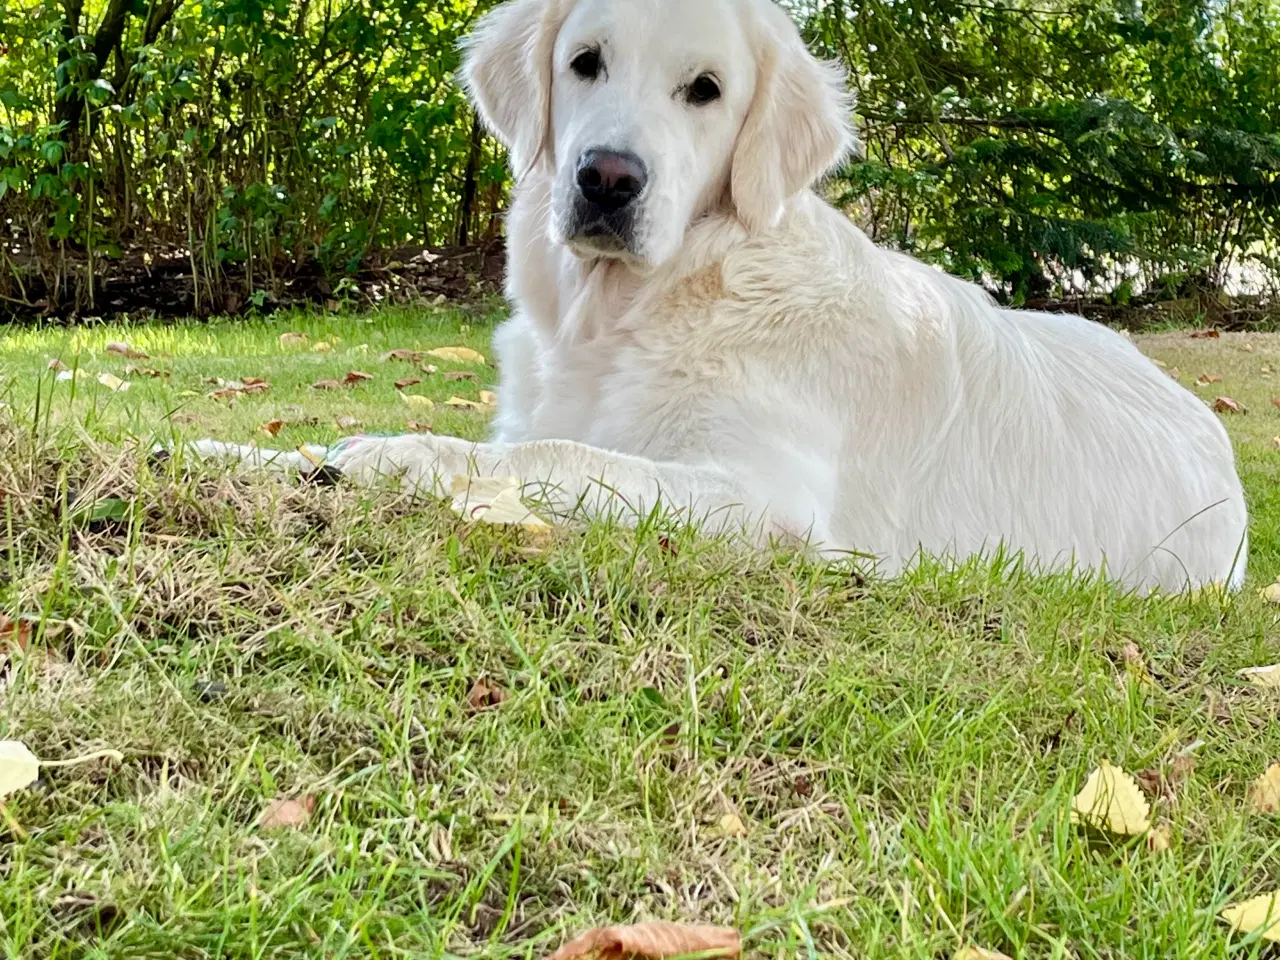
[188,0,1247,592]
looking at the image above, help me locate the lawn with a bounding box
[1,308,1279,959]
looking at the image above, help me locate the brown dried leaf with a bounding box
[1190,329,1221,339]
[546,922,740,960]
[261,419,285,438]
[380,349,424,363]
[279,332,309,347]
[466,678,509,712]
[395,377,422,390]
[311,379,343,391]
[1249,764,1280,815]
[406,421,433,433]
[1196,374,1223,386]
[47,358,68,372]
[106,341,149,360]
[1147,823,1172,853]
[0,615,32,652]
[343,371,374,385]
[124,365,168,379]
[256,795,315,830]
[208,388,241,402]
[444,371,478,382]
[238,377,270,395]
[1214,396,1246,414]
[1272,397,1280,412]
[1135,768,1166,800]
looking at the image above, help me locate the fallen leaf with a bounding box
[0,616,32,652]
[1214,396,1246,414]
[1071,759,1151,835]
[406,421,433,433]
[311,379,343,391]
[480,390,498,405]
[1196,374,1223,386]
[427,346,486,365]
[1190,329,1221,339]
[208,388,241,402]
[395,377,422,390]
[1262,581,1280,604]
[450,475,549,530]
[1220,891,1280,942]
[97,372,130,392]
[400,393,435,410]
[312,341,332,353]
[380,349,424,363]
[239,376,270,394]
[444,371,478,382]
[261,420,285,438]
[1146,823,1172,852]
[1274,437,1280,451]
[954,948,1013,960]
[716,813,748,837]
[0,741,41,799]
[1240,664,1280,688]
[335,416,363,430]
[1248,764,1280,815]
[279,332,308,347]
[444,396,492,411]
[47,358,68,372]
[124,365,167,379]
[1135,768,1166,799]
[256,795,315,830]
[343,371,374,385]
[466,678,510,711]
[1272,398,1280,411]
[546,922,740,960]
[105,341,148,360]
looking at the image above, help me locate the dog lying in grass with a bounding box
[182,0,1248,593]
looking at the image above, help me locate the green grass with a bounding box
[1,309,1279,959]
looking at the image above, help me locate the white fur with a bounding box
[193,0,1248,593]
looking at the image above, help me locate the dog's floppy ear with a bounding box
[730,8,856,234]
[460,0,563,178]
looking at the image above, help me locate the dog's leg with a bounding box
[329,433,773,537]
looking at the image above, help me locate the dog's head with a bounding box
[461,0,855,268]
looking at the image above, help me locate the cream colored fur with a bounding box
[188,0,1248,592]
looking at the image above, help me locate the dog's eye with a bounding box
[686,74,721,105]
[571,48,602,80]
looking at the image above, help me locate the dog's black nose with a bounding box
[576,149,647,212]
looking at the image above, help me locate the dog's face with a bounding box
[462,0,855,268]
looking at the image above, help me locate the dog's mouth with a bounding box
[564,198,643,260]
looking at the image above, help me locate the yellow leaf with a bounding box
[0,741,41,799]
[279,332,308,347]
[1240,664,1280,688]
[1221,891,1280,942]
[1260,582,1280,605]
[444,396,486,410]
[1070,759,1151,835]
[716,813,748,837]
[954,949,1012,960]
[399,393,435,410]
[427,346,486,365]
[1249,764,1280,815]
[312,341,331,353]
[479,390,498,406]
[449,476,549,530]
[96,372,130,392]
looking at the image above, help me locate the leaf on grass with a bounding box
[1190,329,1221,339]
[208,388,241,402]
[0,615,32,652]
[1274,437,1280,451]
[444,371,478,382]
[716,813,747,837]
[395,377,422,390]
[449,476,549,530]
[406,421,433,433]
[1272,397,1280,411]
[1070,759,1151,835]
[279,332,308,347]
[1220,891,1280,942]
[1261,579,1280,604]
[1146,822,1172,852]
[343,371,374,385]
[954,948,1013,960]
[312,341,332,353]
[380,349,424,363]
[1239,664,1280,688]
[1213,396,1246,414]
[256,795,315,830]
[47,358,68,372]
[311,379,343,391]
[97,372,130,392]
[261,420,285,438]
[466,678,510,712]
[0,741,41,799]
[239,377,270,394]
[124,365,167,379]
[335,416,363,430]
[546,922,740,960]
[400,393,435,410]
[480,390,497,405]
[1196,374,1223,386]
[427,346,486,365]
[106,341,149,360]
[444,395,494,411]
[1248,764,1280,815]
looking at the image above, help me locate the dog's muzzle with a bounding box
[568,147,647,254]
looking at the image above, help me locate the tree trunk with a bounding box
[457,112,484,247]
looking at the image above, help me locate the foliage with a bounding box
[1,0,1278,315]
